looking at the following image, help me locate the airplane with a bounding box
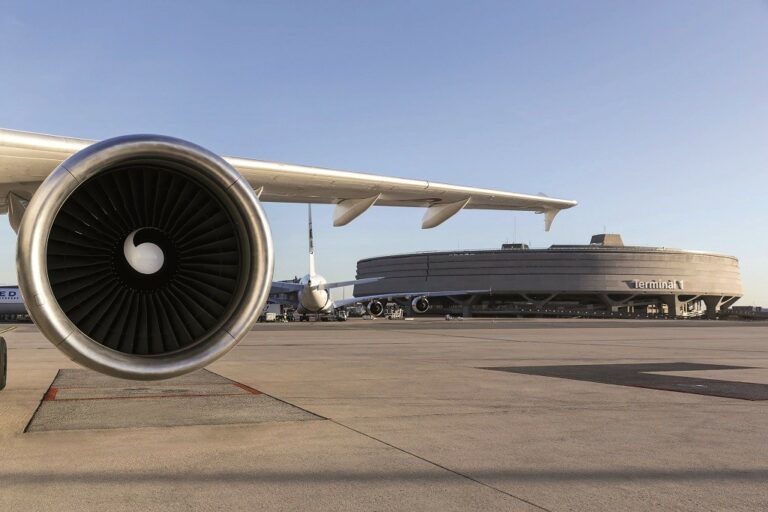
[266,205,491,320]
[0,286,25,317]
[0,127,577,389]
[267,205,381,320]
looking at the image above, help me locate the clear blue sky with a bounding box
[1,1,766,304]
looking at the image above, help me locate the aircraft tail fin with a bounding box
[308,204,316,277]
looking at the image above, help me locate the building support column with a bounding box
[462,294,482,317]
[702,296,726,319]
[660,295,683,318]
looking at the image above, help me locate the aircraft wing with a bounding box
[270,281,305,293]
[314,277,382,291]
[0,128,576,230]
[333,289,490,309]
[266,297,299,307]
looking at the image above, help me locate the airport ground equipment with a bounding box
[0,127,577,382]
[385,308,404,320]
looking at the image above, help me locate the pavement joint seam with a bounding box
[23,369,60,433]
[327,418,553,512]
[42,391,257,402]
[34,382,246,389]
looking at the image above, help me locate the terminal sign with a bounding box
[632,280,684,290]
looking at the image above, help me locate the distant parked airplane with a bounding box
[269,205,488,319]
[0,286,24,316]
[268,205,381,318]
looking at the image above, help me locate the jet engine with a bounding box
[366,300,384,317]
[16,135,273,380]
[411,296,430,314]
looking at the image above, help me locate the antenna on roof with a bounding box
[513,218,517,244]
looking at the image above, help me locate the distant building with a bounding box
[731,306,763,313]
[726,305,768,319]
[354,234,743,319]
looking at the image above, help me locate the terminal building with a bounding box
[353,234,743,319]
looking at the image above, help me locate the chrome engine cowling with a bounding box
[366,300,384,317]
[17,135,273,380]
[411,296,430,314]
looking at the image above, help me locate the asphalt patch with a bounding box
[482,362,768,400]
[26,368,322,432]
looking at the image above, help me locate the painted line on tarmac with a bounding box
[43,387,59,401]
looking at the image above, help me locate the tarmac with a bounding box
[1,318,767,511]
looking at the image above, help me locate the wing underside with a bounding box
[0,128,577,229]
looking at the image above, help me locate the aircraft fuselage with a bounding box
[0,286,26,315]
[297,274,332,313]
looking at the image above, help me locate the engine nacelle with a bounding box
[17,135,274,380]
[411,296,430,314]
[366,300,384,317]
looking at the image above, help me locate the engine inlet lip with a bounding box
[17,134,274,380]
